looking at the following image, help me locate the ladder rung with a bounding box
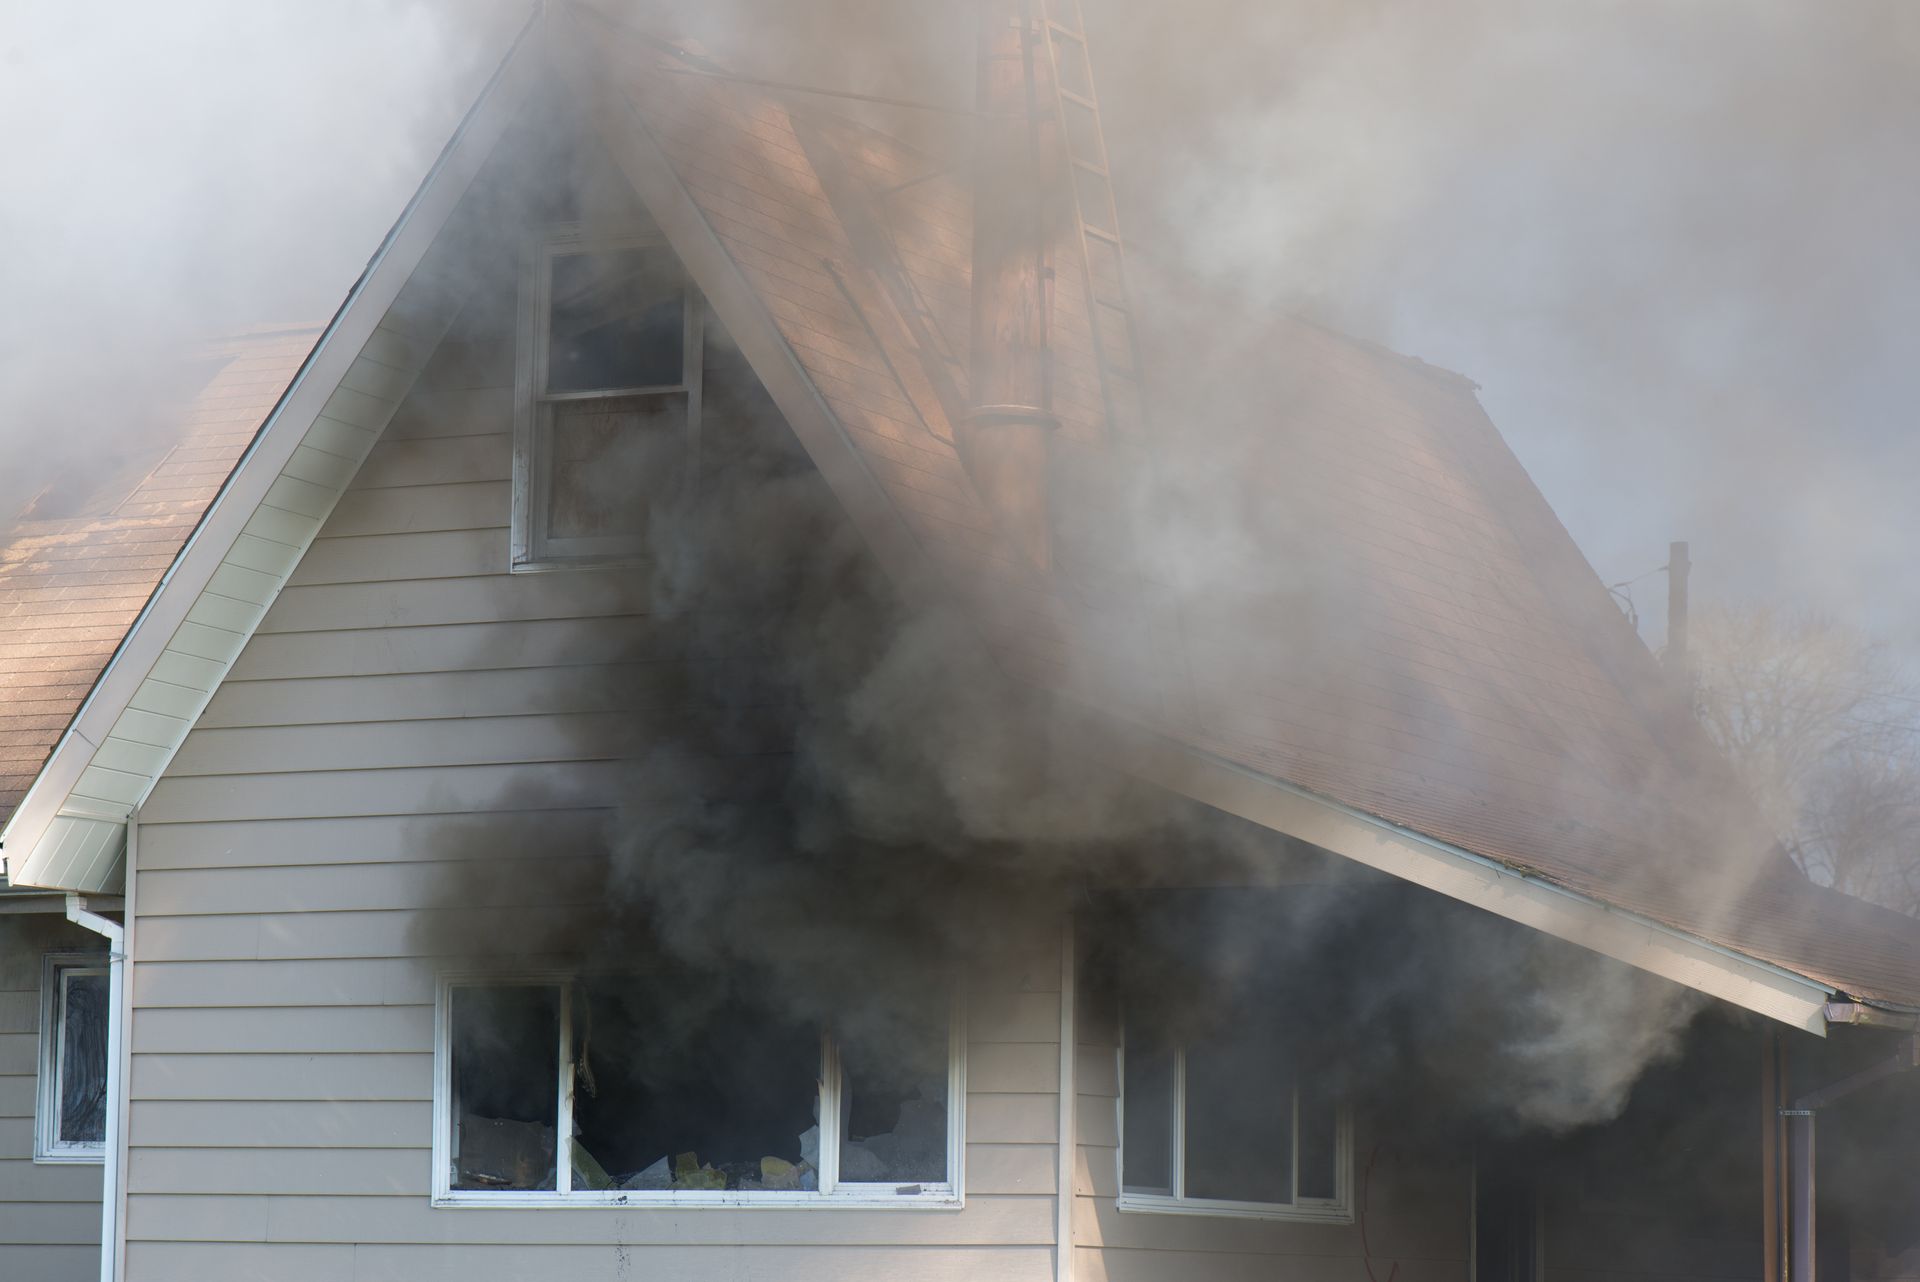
[1070,157,1109,178]
[1059,88,1097,110]
[1082,225,1121,246]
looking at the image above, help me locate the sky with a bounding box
[3,0,1917,662]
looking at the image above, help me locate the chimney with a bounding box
[964,0,1061,572]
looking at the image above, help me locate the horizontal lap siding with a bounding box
[126,1242,1054,1282]
[0,918,104,1278]
[124,223,1061,1280]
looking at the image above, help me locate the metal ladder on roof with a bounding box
[1036,0,1150,442]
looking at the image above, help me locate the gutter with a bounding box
[1055,911,1076,1282]
[1822,1000,1920,1031]
[65,848,131,1282]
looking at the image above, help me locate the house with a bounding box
[2,4,1917,1280]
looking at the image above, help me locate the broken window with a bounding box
[836,999,952,1189]
[38,953,109,1162]
[437,973,959,1204]
[512,224,701,571]
[449,984,560,1191]
[1120,1000,1349,1219]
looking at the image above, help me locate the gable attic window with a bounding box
[432,972,963,1207]
[511,223,703,571]
[36,952,109,1163]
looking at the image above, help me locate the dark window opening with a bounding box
[546,248,684,394]
[1184,1020,1296,1205]
[444,975,956,1198]
[1120,1034,1175,1195]
[837,1000,950,1185]
[1297,1077,1340,1201]
[451,984,560,1191]
[570,984,820,1192]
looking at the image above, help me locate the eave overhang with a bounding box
[1059,703,1842,1035]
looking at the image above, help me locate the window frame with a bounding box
[511,221,705,573]
[1115,1024,1354,1223]
[35,951,109,1164]
[431,971,967,1209]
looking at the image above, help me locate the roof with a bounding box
[561,5,1920,1011]
[0,328,315,827]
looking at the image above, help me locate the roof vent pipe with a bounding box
[964,0,1061,572]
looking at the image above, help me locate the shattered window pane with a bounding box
[451,985,559,1191]
[1184,1022,1293,1204]
[1120,1033,1174,1195]
[546,248,684,393]
[838,1002,950,1187]
[569,982,821,1193]
[57,968,108,1145]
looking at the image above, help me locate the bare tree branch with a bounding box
[1689,602,1920,917]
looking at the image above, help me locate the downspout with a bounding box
[1784,1106,1815,1282]
[1055,910,1076,1282]
[66,847,131,1282]
[1762,1027,1785,1282]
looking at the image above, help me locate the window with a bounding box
[37,953,109,1163]
[433,973,963,1207]
[512,223,702,571]
[1119,1003,1350,1221]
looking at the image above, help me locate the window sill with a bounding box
[34,1149,104,1166]
[508,554,650,575]
[433,1187,964,1211]
[1115,1193,1352,1224]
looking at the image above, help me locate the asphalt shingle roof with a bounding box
[0,327,315,824]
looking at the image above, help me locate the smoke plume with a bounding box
[13,0,1918,1151]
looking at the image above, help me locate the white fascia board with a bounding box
[1073,710,1837,1035]
[0,10,546,891]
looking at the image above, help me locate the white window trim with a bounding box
[431,970,966,1209]
[511,220,704,573]
[36,950,108,1164]
[1114,1028,1354,1224]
